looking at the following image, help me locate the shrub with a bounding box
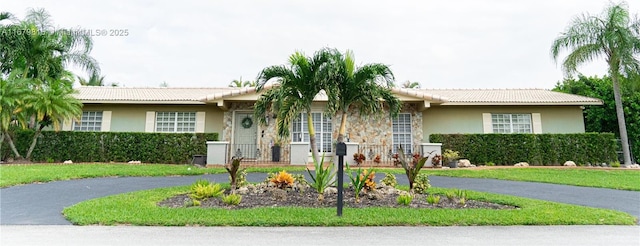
[486,161,495,166]
[353,152,366,165]
[412,173,431,194]
[1,130,218,163]
[380,173,397,187]
[610,161,621,168]
[430,133,616,165]
[270,170,295,189]
[445,191,456,201]
[236,169,248,188]
[221,194,242,206]
[396,194,413,206]
[426,194,440,204]
[189,180,224,200]
[442,149,460,163]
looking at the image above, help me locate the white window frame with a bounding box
[491,113,532,133]
[291,112,332,153]
[155,112,196,133]
[392,113,413,154]
[73,111,103,131]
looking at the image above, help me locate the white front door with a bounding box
[233,112,257,159]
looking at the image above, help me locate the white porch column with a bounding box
[290,142,310,165]
[206,141,229,165]
[421,143,442,167]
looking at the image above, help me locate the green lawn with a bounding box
[377,167,640,191]
[63,186,637,226]
[0,163,306,188]
[2,164,639,191]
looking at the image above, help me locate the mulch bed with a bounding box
[158,187,517,210]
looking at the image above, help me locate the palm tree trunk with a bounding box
[0,132,4,160]
[307,111,319,164]
[611,74,633,165]
[337,111,348,143]
[25,124,44,160]
[4,133,23,159]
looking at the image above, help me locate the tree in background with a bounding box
[77,73,106,86]
[401,80,421,89]
[0,9,94,161]
[551,2,640,165]
[229,76,256,87]
[554,75,639,163]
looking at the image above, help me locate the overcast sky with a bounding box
[4,0,632,88]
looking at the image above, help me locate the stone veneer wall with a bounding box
[345,103,422,148]
[223,102,422,153]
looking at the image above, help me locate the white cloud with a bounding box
[3,0,628,88]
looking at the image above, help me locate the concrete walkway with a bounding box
[1,173,639,225]
[2,225,639,246]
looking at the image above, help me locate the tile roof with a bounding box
[75,86,602,105]
[422,89,602,105]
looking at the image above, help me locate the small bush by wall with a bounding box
[1,131,218,164]
[429,133,616,165]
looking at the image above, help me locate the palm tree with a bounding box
[325,50,401,143]
[229,77,257,87]
[551,2,640,165]
[401,80,421,89]
[22,73,82,160]
[0,75,29,159]
[1,8,99,81]
[254,49,334,163]
[77,73,106,86]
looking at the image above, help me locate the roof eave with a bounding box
[81,100,206,105]
[440,102,603,106]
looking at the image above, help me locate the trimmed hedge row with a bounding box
[429,133,617,165]
[1,131,218,164]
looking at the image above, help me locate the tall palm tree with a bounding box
[1,8,99,81]
[551,2,640,165]
[254,49,334,163]
[401,80,421,89]
[325,50,401,143]
[77,73,106,86]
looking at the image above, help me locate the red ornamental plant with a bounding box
[353,152,366,165]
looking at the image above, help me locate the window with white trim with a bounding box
[392,113,412,154]
[155,112,196,132]
[73,111,102,131]
[492,114,532,133]
[292,112,332,152]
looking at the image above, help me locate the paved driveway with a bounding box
[1,173,639,225]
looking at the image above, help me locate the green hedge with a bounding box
[1,131,218,164]
[429,133,617,165]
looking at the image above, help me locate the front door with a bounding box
[233,112,257,159]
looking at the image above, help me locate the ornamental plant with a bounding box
[270,170,295,189]
[222,194,242,206]
[306,154,336,201]
[393,145,432,193]
[345,163,375,203]
[189,179,224,201]
[442,149,460,163]
[353,152,366,165]
[380,172,397,187]
[396,194,413,206]
[225,157,245,192]
[412,173,431,194]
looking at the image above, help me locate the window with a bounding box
[392,113,412,153]
[492,114,532,133]
[156,112,196,132]
[73,111,102,131]
[292,112,332,152]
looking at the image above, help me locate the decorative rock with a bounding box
[323,187,338,195]
[563,161,577,167]
[458,159,472,168]
[128,160,142,164]
[470,164,476,167]
[514,162,529,167]
[441,166,450,169]
[63,160,73,164]
[626,164,640,169]
[236,187,249,195]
